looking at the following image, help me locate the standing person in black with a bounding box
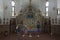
[49,17,51,33]
[9,19,11,34]
[37,21,40,32]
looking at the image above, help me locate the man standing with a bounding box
[37,21,41,32]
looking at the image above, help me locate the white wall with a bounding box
[3,0,12,24]
[57,0,60,8]
[0,0,4,24]
[0,0,12,24]
[48,0,57,18]
[57,0,60,18]
[15,0,29,15]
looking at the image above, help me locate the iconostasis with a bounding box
[16,1,45,30]
[16,8,45,31]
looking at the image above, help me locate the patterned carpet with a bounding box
[0,33,60,40]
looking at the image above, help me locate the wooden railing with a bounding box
[51,18,60,25]
[0,24,9,37]
[51,18,60,35]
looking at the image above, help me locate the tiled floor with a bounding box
[0,33,60,40]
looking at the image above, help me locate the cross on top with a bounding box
[29,0,32,5]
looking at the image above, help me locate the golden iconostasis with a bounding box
[16,0,45,30]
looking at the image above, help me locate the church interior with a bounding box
[0,0,60,40]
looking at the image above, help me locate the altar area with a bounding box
[15,0,45,32]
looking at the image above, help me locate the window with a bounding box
[11,1,15,16]
[46,7,48,16]
[46,12,48,16]
[45,1,49,17]
[58,9,60,14]
[46,7,48,12]
[46,1,49,7]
